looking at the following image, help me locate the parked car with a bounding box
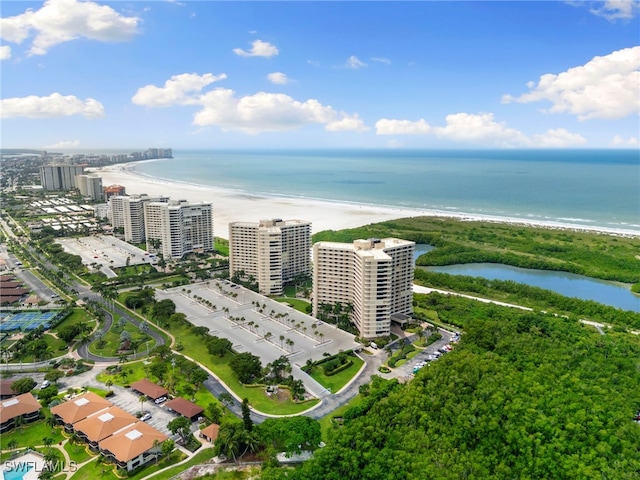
[141,413,152,421]
[154,396,167,404]
[40,380,50,389]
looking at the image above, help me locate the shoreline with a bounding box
[90,162,640,240]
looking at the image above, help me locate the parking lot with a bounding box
[391,329,457,379]
[62,368,176,436]
[156,280,361,397]
[57,235,156,270]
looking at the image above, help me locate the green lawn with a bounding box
[274,297,312,313]
[308,355,365,393]
[95,360,147,386]
[45,333,69,353]
[73,450,190,480]
[144,447,214,480]
[0,419,64,450]
[54,308,95,330]
[85,386,109,398]
[63,439,94,464]
[71,458,118,480]
[127,450,188,480]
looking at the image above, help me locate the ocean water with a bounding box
[134,149,640,232]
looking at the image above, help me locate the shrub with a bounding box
[325,360,353,376]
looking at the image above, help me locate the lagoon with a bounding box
[423,263,640,312]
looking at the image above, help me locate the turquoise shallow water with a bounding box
[135,149,640,232]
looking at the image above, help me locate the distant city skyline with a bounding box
[1,0,639,150]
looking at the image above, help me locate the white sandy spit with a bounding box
[91,163,640,240]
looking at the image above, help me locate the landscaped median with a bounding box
[303,351,364,394]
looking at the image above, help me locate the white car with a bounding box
[154,396,167,404]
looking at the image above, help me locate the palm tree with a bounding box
[46,414,57,431]
[7,439,18,453]
[139,395,148,415]
[42,436,53,450]
[14,414,25,431]
[279,335,285,348]
[105,379,113,393]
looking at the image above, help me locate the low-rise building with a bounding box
[73,406,137,450]
[0,392,42,432]
[98,422,167,472]
[50,392,112,431]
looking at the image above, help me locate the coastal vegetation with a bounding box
[314,216,640,283]
[263,295,640,479]
[414,270,640,329]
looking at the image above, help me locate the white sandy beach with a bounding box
[92,163,640,239]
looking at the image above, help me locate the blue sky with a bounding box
[1,0,639,150]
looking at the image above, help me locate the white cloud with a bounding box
[233,39,278,58]
[433,113,528,146]
[371,57,391,64]
[44,140,80,149]
[133,72,367,134]
[612,134,639,146]
[344,55,367,69]
[375,112,586,147]
[1,93,104,119]
[0,0,140,56]
[194,89,336,133]
[502,46,640,120]
[132,72,227,107]
[267,72,289,85]
[589,0,639,20]
[0,45,10,60]
[531,128,587,147]
[325,114,369,132]
[307,60,320,67]
[376,119,431,135]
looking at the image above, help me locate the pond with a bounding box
[424,263,640,312]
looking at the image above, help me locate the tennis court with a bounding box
[0,310,66,332]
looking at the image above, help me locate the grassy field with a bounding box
[308,355,364,393]
[274,297,311,313]
[63,438,94,464]
[55,308,95,330]
[0,419,64,450]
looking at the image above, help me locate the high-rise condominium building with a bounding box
[39,165,85,191]
[313,238,415,338]
[109,195,168,244]
[75,174,103,201]
[144,200,213,259]
[229,219,311,295]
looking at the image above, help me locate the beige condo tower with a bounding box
[229,219,311,295]
[313,238,415,338]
